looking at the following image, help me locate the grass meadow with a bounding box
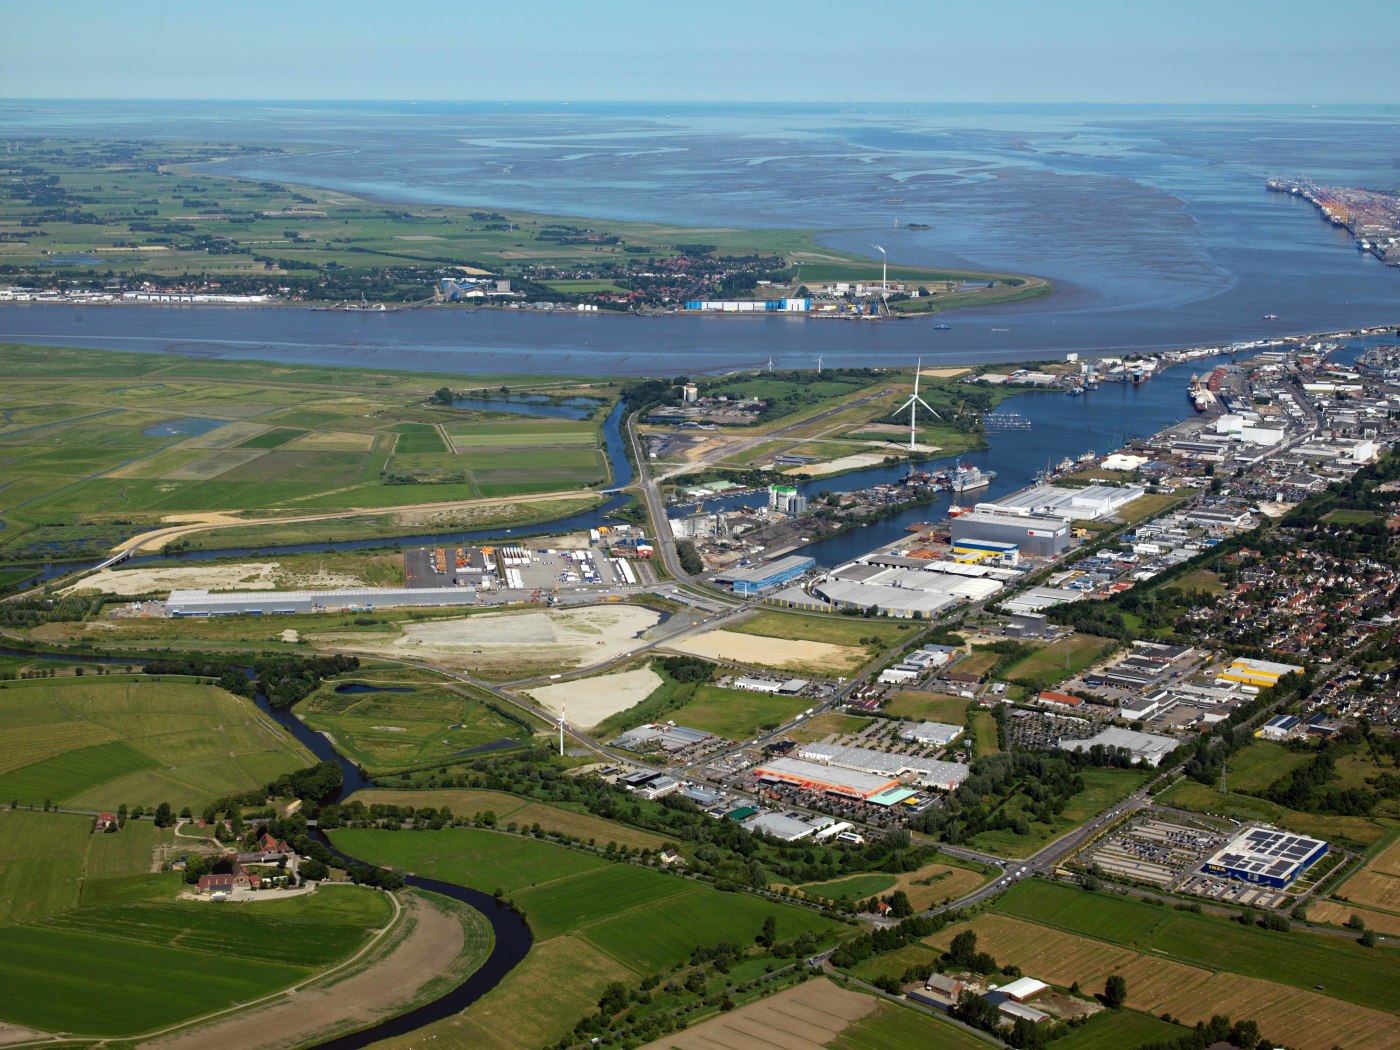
[0,678,313,810]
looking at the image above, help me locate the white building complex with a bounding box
[797,743,970,790]
[1057,726,1180,767]
[812,558,1006,619]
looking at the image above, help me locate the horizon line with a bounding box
[3,97,1399,108]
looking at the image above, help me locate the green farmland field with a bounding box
[799,873,897,901]
[329,827,842,967]
[0,678,313,809]
[996,879,1400,1014]
[0,343,613,559]
[0,807,409,1040]
[829,1000,991,1050]
[297,677,527,774]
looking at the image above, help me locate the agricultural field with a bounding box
[0,343,611,561]
[295,675,529,774]
[345,787,669,852]
[0,677,313,810]
[0,808,419,1043]
[1329,832,1400,917]
[927,899,1400,1050]
[994,879,1400,1016]
[0,890,395,1038]
[328,826,845,1049]
[639,978,886,1050]
[799,873,897,901]
[1050,1008,1185,1050]
[828,998,1002,1050]
[965,768,1147,858]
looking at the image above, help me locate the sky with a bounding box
[3,0,1398,104]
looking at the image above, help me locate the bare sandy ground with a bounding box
[921,366,971,378]
[638,978,878,1050]
[782,452,886,477]
[65,561,366,596]
[528,665,664,727]
[0,1022,48,1047]
[662,630,867,674]
[138,892,462,1050]
[317,605,661,674]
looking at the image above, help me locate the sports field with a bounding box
[296,676,527,773]
[0,678,313,810]
[328,826,845,1050]
[0,344,612,559]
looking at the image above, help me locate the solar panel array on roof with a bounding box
[1203,826,1328,887]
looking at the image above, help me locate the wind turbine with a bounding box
[816,354,823,375]
[898,358,940,452]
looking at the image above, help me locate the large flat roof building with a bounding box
[753,757,898,799]
[1203,827,1328,888]
[1057,726,1180,766]
[167,586,476,616]
[950,509,1072,559]
[797,743,970,790]
[715,556,815,595]
[980,483,1145,522]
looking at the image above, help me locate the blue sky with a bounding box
[3,0,1396,103]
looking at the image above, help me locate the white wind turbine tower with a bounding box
[816,354,823,374]
[898,358,940,453]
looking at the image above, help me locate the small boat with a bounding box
[934,323,951,330]
[885,196,904,204]
[1262,313,1279,320]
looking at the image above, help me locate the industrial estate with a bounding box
[1,102,1399,1050]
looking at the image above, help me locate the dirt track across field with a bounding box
[137,892,464,1050]
[638,978,878,1050]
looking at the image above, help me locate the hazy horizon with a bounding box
[4,0,1399,106]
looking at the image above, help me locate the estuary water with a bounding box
[2,101,1399,372]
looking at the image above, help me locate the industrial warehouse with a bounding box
[796,742,970,790]
[1202,826,1329,888]
[949,508,1073,558]
[166,586,478,616]
[810,557,1007,618]
[714,555,815,595]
